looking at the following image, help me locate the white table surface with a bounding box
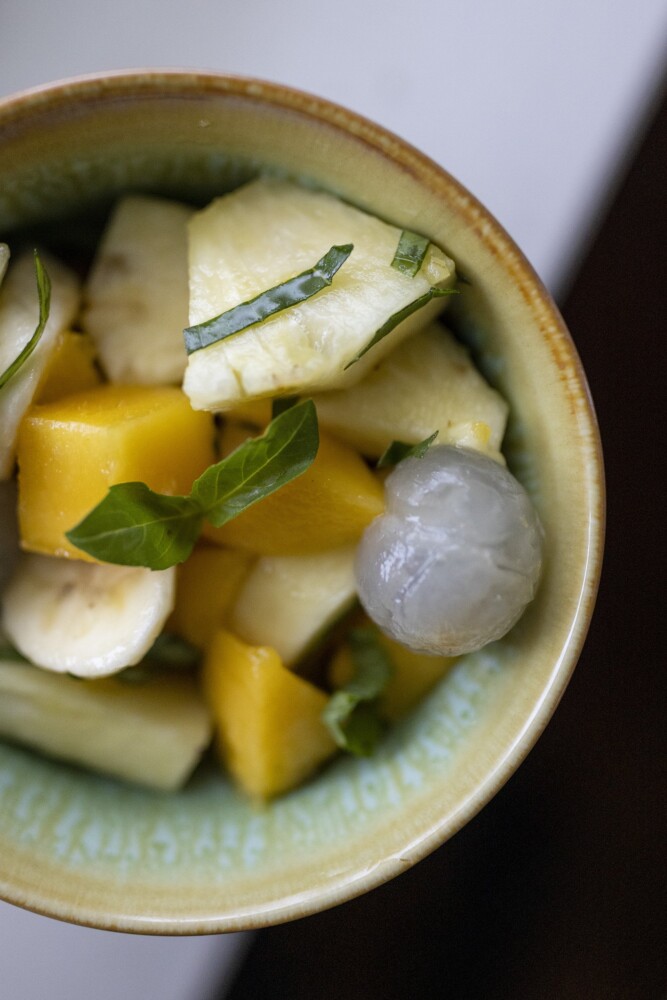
[0,2,666,997]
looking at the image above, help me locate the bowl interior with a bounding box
[0,73,604,933]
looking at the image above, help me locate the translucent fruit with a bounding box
[355,446,543,656]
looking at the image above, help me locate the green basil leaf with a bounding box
[118,633,201,683]
[66,483,203,569]
[376,431,439,469]
[194,398,319,527]
[0,251,51,391]
[66,400,319,570]
[323,627,393,756]
[184,244,353,354]
[391,229,430,277]
[343,285,459,371]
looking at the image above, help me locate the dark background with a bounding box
[224,89,666,1000]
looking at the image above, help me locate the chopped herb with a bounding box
[0,251,51,391]
[66,399,319,569]
[118,634,201,683]
[323,628,393,756]
[184,244,353,354]
[377,431,439,469]
[344,285,459,370]
[391,229,430,277]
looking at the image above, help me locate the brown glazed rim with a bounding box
[0,70,605,933]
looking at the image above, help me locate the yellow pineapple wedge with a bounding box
[183,178,456,411]
[17,384,215,560]
[202,630,337,798]
[314,323,509,460]
[203,421,384,555]
[231,545,357,666]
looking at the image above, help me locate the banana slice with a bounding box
[1,554,175,677]
[82,195,193,385]
[0,250,80,479]
[183,178,455,410]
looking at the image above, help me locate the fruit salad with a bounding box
[0,178,543,798]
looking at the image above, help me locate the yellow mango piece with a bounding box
[329,630,456,722]
[17,384,215,560]
[203,423,384,555]
[35,330,101,404]
[202,629,337,798]
[168,545,254,649]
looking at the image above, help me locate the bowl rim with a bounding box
[0,68,605,934]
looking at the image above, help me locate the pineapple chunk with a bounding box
[0,251,80,480]
[314,323,509,459]
[35,329,101,403]
[82,194,193,385]
[183,178,455,411]
[202,630,337,798]
[202,423,384,555]
[231,545,357,666]
[0,657,212,790]
[168,544,254,650]
[17,384,215,560]
[329,630,456,722]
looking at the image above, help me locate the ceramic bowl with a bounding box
[0,71,604,933]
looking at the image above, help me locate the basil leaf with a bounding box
[118,633,201,683]
[144,633,201,670]
[323,628,393,756]
[343,285,459,370]
[377,431,439,469]
[184,244,353,354]
[193,398,319,527]
[66,483,204,569]
[0,251,51,391]
[391,229,430,277]
[66,400,319,569]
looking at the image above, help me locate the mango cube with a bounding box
[202,629,337,798]
[168,545,254,650]
[203,424,384,555]
[17,384,215,560]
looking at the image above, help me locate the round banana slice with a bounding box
[1,554,175,677]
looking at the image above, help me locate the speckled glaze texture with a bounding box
[0,71,604,933]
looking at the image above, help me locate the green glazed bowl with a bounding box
[0,71,604,933]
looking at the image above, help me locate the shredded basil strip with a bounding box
[0,251,51,391]
[323,628,393,756]
[66,399,319,569]
[343,285,459,370]
[376,431,439,469]
[391,229,430,277]
[184,244,353,355]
